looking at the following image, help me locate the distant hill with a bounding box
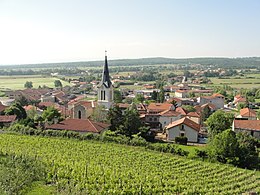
[1,57,260,69]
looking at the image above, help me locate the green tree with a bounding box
[206,110,234,137]
[42,106,61,124]
[24,81,33,89]
[121,107,142,137]
[54,80,63,88]
[107,105,124,131]
[4,102,27,120]
[181,105,196,112]
[201,105,211,122]
[91,105,107,122]
[158,87,165,103]
[134,94,145,103]
[237,102,247,111]
[151,91,158,102]
[208,129,240,165]
[113,90,123,103]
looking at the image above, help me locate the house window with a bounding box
[78,110,82,119]
[149,118,152,121]
[154,118,157,122]
[180,132,185,137]
[180,124,184,130]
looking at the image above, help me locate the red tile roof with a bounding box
[73,101,96,109]
[175,107,188,115]
[166,117,200,132]
[212,93,225,98]
[187,112,200,117]
[166,97,181,103]
[234,97,247,104]
[239,108,256,117]
[118,103,131,109]
[160,110,181,117]
[0,115,17,123]
[47,118,109,133]
[233,120,260,131]
[0,102,7,113]
[148,103,173,112]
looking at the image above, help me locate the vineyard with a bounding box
[0,134,259,194]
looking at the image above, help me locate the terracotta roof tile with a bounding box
[47,118,109,133]
[234,120,260,131]
[187,112,200,117]
[166,117,200,132]
[160,110,181,117]
[0,102,7,113]
[0,115,17,123]
[148,103,173,112]
[175,107,188,115]
[239,108,256,117]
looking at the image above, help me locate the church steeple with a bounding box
[100,50,112,88]
[97,51,114,109]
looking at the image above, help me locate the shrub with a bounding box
[175,136,188,145]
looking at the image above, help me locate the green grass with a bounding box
[0,134,259,194]
[0,75,71,90]
[208,77,260,89]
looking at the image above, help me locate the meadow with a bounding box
[0,75,71,90]
[209,74,260,89]
[0,134,259,194]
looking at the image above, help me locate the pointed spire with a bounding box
[101,50,112,88]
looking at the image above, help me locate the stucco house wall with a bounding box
[167,124,198,142]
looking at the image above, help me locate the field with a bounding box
[0,134,259,194]
[0,75,71,90]
[208,74,260,89]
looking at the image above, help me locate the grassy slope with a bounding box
[0,75,71,90]
[0,134,259,194]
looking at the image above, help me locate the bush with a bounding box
[130,136,148,147]
[175,136,188,145]
[195,149,208,159]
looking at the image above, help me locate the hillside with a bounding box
[1,57,260,69]
[0,134,259,194]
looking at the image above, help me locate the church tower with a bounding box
[97,51,113,109]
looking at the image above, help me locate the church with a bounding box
[97,51,114,109]
[70,52,114,120]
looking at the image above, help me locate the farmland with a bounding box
[208,74,260,89]
[0,75,71,90]
[0,134,259,194]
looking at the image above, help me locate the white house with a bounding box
[197,93,224,109]
[159,110,182,129]
[166,117,200,142]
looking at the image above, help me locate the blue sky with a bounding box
[0,0,260,65]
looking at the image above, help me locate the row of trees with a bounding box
[24,80,63,89]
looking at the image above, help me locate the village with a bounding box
[0,55,259,144]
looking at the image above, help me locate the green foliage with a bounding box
[107,105,124,131]
[121,108,142,137]
[24,81,33,89]
[237,102,247,110]
[181,105,196,112]
[208,130,259,169]
[91,105,107,123]
[113,89,122,103]
[134,93,145,103]
[0,153,46,195]
[175,136,188,145]
[0,132,259,194]
[4,102,27,120]
[54,80,62,88]
[206,110,234,137]
[42,106,61,124]
[208,129,240,165]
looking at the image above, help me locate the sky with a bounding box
[0,0,260,65]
